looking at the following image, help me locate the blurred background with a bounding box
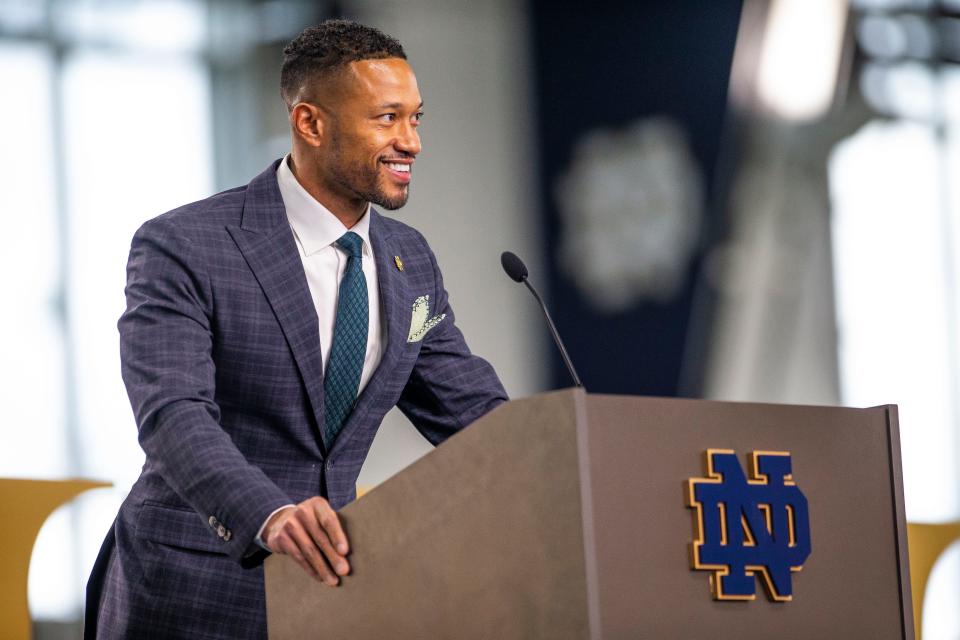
[1,0,959,637]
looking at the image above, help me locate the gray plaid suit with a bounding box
[85,160,507,639]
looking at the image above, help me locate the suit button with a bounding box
[208,516,217,528]
[326,460,334,470]
[224,530,232,542]
[217,525,226,538]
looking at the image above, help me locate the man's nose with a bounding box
[395,122,421,156]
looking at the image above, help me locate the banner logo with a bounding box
[686,449,811,601]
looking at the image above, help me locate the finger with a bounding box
[313,501,350,556]
[297,508,349,577]
[291,524,339,586]
[286,516,339,585]
[275,533,320,582]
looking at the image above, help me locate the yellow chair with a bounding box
[908,521,960,640]
[0,478,109,640]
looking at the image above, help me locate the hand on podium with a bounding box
[262,496,351,586]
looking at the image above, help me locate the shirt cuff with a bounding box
[255,504,296,551]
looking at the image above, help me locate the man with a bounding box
[86,20,507,639]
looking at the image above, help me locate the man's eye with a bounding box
[378,113,397,123]
[413,112,424,123]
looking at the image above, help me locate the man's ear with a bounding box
[290,102,325,148]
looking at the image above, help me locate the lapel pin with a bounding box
[394,255,404,272]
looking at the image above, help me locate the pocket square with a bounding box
[407,295,446,343]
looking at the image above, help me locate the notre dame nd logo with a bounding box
[686,449,811,602]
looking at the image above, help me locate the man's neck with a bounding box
[287,154,367,229]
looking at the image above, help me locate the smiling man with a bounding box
[85,20,507,639]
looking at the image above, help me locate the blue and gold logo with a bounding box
[686,449,811,602]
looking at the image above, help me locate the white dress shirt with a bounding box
[276,155,385,387]
[255,155,386,548]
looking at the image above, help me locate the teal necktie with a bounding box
[323,231,368,446]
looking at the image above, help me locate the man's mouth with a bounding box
[382,159,413,184]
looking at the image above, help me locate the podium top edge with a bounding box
[526,388,897,413]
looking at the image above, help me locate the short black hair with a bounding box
[280,19,406,107]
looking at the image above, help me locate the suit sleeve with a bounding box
[119,218,292,564]
[396,240,508,444]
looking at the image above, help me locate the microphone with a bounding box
[500,251,584,389]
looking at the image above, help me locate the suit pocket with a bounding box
[400,339,422,360]
[135,501,228,555]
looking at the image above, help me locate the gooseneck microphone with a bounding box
[500,251,584,389]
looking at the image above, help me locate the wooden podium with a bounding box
[264,389,913,639]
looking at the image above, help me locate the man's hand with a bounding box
[263,496,350,586]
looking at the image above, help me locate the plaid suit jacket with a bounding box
[86,160,507,639]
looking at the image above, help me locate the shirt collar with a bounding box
[276,155,372,257]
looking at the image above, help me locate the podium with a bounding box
[264,389,913,639]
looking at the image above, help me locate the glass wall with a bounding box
[829,2,960,637]
[0,0,213,621]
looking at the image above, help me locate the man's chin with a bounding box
[371,187,410,211]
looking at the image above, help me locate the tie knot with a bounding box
[336,231,363,259]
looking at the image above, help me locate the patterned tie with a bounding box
[323,231,368,446]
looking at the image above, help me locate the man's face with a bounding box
[318,58,423,211]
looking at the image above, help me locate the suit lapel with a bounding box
[226,162,326,441]
[329,210,410,457]
[369,210,410,360]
